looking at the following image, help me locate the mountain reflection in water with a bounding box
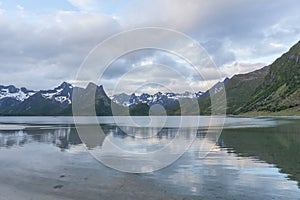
[0,117,300,193]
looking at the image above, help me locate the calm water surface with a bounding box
[0,116,299,199]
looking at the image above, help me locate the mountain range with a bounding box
[111,91,204,107]
[0,82,204,116]
[0,41,299,116]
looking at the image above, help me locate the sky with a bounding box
[0,0,300,94]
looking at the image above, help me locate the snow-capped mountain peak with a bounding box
[0,85,35,101]
[41,82,73,104]
[110,90,204,107]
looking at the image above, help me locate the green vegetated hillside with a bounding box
[225,66,270,114]
[199,41,300,115]
[241,41,300,113]
[129,103,150,116]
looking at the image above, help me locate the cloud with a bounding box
[0,0,300,94]
[67,0,101,12]
[0,9,121,89]
[106,63,202,94]
[202,39,235,67]
[218,62,266,78]
[120,0,300,64]
[100,49,225,94]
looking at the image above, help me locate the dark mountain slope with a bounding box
[199,41,300,115]
[225,66,270,114]
[241,41,300,113]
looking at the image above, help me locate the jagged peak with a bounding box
[0,85,18,93]
[223,77,229,83]
[0,84,36,94]
[59,82,73,89]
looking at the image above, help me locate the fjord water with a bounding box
[0,116,300,199]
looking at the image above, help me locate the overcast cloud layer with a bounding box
[0,0,300,93]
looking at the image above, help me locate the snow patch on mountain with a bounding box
[110,91,204,107]
[0,86,35,101]
[41,82,73,104]
[0,82,74,105]
[55,96,72,104]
